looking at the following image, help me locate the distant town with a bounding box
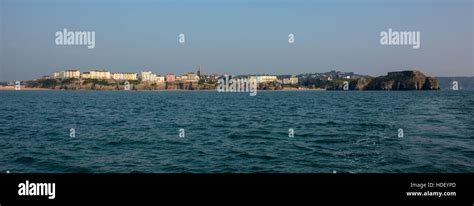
[1,67,469,91]
[43,67,302,85]
[0,66,367,87]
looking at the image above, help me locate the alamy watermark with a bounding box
[288,128,294,138]
[18,180,56,199]
[398,128,404,138]
[69,128,76,138]
[343,81,349,90]
[124,81,131,91]
[179,33,185,44]
[15,81,21,90]
[380,28,420,49]
[179,128,185,138]
[55,28,95,49]
[452,81,459,90]
[217,75,258,96]
[288,33,295,44]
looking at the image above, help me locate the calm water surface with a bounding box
[0,90,473,173]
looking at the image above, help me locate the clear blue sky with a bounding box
[0,0,472,81]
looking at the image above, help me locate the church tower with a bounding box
[197,65,201,77]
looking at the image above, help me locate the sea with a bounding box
[0,90,473,173]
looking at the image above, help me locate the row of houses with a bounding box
[228,75,298,84]
[52,70,200,83]
[256,75,298,84]
[51,70,298,85]
[282,76,299,84]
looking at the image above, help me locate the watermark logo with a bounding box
[452,81,459,90]
[288,33,295,44]
[18,180,56,200]
[15,81,21,90]
[380,28,420,49]
[69,128,75,138]
[288,128,294,138]
[124,81,131,91]
[398,128,404,138]
[179,33,185,44]
[55,28,95,49]
[179,128,185,138]
[217,75,258,96]
[343,81,349,90]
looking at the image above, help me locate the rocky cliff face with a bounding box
[354,77,373,90]
[354,70,439,90]
[423,77,440,90]
[28,79,218,90]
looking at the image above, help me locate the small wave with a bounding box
[64,166,93,173]
[321,121,342,126]
[230,150,277,161]
[356,122,389,128]
[105,138,150,146]
[13,156,35,164]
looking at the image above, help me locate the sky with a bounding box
[0,0,473,81]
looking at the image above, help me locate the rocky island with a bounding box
[353,70,440,90]
[305,70,440,91]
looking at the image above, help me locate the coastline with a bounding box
[0,86,451,92]
[0,87,327,92]
[2,70,452,91]
[0,86,51,91]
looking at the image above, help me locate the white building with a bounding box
[81,72,91,79]
[112,72,126,80]
[52,72,61,79]
[54,70,80,79]
[257,75,278,83]
[155,76,165,83]
[140,71,155,82]
[177,75,187,81]
[124,73,138,80]
[289,75,298,84]
[90,70,111,80]
[186,73,199,82]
